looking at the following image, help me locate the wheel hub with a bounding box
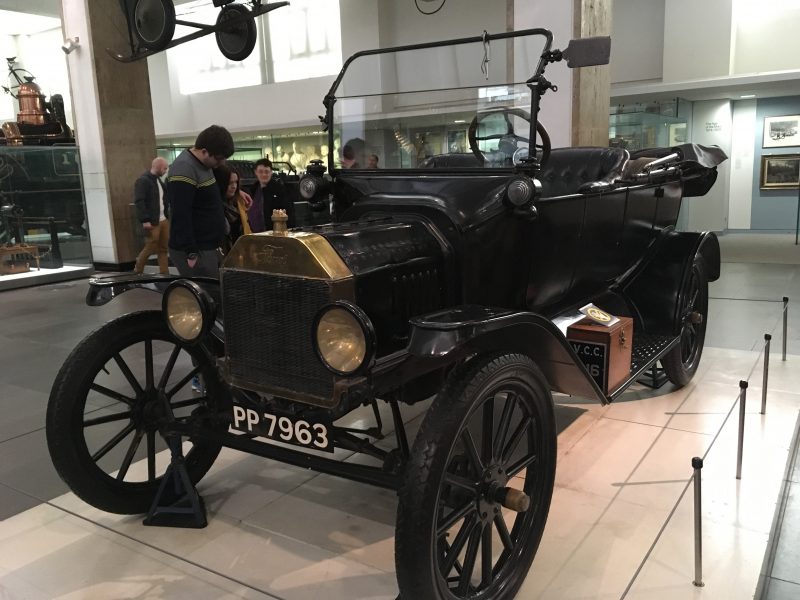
[477,464,509,523]
[136,390,167,430]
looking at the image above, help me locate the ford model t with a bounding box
[46,28,725,599]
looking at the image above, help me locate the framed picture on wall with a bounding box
[760,154,800,189]
[763,115,800,148]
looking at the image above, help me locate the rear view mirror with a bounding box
[562,36,611,68]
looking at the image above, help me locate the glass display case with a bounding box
[609,98,691,153]
[0,145,92,281]
[159,130,330,174]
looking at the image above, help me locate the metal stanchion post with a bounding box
[692,457,704,587]
[783,297,789,362]
[762,334,771,415]
[737,381,747,480]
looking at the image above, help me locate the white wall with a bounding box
[684,100,732,232]
[379,0,506,47]
[61,0,117,263]
[0,29,73,125]
[149,0,579,145]
[610,0,664,84]
[0,35,17,120]
[149,0,381,137]
[16,28,73,124]
[727,99,756,229]
[732,1,800,74]
[149,0,510,138]
[514,0,573,149]
[662,0,732,82]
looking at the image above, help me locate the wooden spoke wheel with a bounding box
[396,353,556,600]
[662,258,709,386]
[46,311,227,514]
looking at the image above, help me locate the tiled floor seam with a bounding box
[554,403,608,454]
[235,518,397,576]
[601,414,720,437]
[0,481,284,600]
[618,355,772,596]
[0,427,46,446]
[537,401,695,596]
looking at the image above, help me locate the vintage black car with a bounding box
[46,29,725,599]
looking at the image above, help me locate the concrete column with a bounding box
[61,0,156,268]
[571,0,612,147]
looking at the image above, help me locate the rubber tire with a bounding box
[46,311,225,515]
[395,353,556,600]
[662,258,708,387]
[131,0,176,52]
[215,4,258,62]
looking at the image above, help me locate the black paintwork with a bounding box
[84,26,727,411]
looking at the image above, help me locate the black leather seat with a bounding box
[538,147,629,197]
[418,153,483,168]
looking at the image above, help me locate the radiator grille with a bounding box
[221,269,333,399]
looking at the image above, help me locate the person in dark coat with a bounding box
[215,164,252,255]
[133,157,169,274]
[246,158,294,233]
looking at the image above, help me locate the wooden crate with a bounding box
[567,316,633,395]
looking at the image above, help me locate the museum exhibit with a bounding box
[0,1,799,599]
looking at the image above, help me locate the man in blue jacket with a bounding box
[133,157,169,274]
[167,125,234,277]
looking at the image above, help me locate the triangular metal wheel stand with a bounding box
[636,361,669,390]
[143,435,207,529]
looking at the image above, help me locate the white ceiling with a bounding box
[0,8,60,36]
[612,70,800,104]
[0,0,60,18]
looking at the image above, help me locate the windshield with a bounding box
[327,31,550,171]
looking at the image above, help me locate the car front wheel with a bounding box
[395,353,556,599]
[46,310,228,514]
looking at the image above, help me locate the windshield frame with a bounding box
[323,28,554,176]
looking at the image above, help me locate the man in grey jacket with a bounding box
[167,125,234,277]
[133,157,169,274]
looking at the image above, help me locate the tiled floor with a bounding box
[0,234,799,599]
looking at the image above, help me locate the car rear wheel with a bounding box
[396,353,556,600]
[46,311,227,514]
[662,258,708,387]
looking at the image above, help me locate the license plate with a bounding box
[230,403,334,452]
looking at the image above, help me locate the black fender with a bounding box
[86,273,220,306]
[86,274,224,354]
[403,305,607,404]
[621,229,719,336]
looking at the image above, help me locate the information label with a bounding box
[570,340,608,392]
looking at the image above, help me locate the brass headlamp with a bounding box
[313,302,375,375]
[162,280,216,343]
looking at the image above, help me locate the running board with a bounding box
[608,333,679,401]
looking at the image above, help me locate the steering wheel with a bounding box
[467,107,551,168]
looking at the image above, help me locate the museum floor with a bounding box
[1,232,799,599]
